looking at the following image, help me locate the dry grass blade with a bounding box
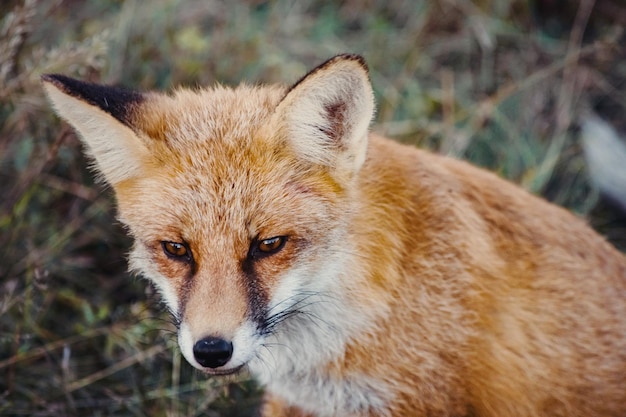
[65,345,165,393]
[0,325,119,370]
[530,0,597,193]
[0,0,39,92]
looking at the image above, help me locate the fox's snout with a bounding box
[178,318,266,375]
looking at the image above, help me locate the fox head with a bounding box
[43,55,375,376]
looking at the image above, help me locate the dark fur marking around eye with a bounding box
[240,255,269,328]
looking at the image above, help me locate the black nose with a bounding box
[192,336,233,368]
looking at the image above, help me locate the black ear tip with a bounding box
[41,74,144,126]
[334,53,367,67]
[286,54,370,95]
[41,74,95,94]
[322,54,369,74]
[41,74,89,97]
[41,73,68,88]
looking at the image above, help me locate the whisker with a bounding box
[261,290,342,338]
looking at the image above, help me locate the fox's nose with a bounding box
[192,336,233,368]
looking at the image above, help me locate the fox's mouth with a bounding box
[201,363,245,376]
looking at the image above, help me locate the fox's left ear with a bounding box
[41,74,150,185]
[275,54,375,178]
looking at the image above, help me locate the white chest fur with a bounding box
[247,288,391,416]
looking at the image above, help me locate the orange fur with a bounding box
[43,55,626,417]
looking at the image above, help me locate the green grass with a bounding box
[1,0,625,415]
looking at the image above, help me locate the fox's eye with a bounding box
[259,237,283,253]
[162,241,191,260]
[256,236,286,256]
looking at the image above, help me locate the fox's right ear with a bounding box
[42,74,150,185]
[275,54,375,180]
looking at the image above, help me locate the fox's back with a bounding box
[355,134,626,416]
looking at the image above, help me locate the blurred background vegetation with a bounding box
[1,0,625,415]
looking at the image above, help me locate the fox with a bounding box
[43,54,626,417]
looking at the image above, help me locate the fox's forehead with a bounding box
[136,84,287,147]
[121,83,293,207]
[127,85,291,206]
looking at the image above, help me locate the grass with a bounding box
[1,0,625,415]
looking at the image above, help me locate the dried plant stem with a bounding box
[0,0,39,96]
[65,345,165,393]
[530,0,596,193]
